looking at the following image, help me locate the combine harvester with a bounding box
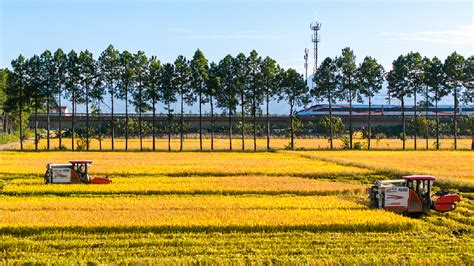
[369,175,461,215]
[45,160,112,184]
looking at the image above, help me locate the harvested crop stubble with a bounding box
[287,150,474,186]
[0,195,417,232]
[0,151,373,178]
[3,176,365,196]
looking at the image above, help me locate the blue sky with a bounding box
[1,0,472,113]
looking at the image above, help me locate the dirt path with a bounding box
[0,141,21,150]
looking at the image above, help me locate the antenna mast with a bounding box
[304,48,309,82]
[310,20,321,76]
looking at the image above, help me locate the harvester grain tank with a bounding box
[45,160,111,184]
[369,175,460,215]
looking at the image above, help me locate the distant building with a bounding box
[50,106,69,115]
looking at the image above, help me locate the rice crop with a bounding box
[11,137,473,151]
[2,176,365,196]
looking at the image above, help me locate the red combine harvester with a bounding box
[369,175,461,215]
[45,160,112,184]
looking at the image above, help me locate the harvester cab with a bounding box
[45,160,111,184]
[369,175,460,215]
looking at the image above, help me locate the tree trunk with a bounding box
[328,94,333,150]
[290,99,294,149]
[471,130,474,150]
[152,99,156,151]
[349,83,352,149]
[125,87,128,151]
[98,102,102,151]
[241,93,245,151]
[229,108,233,151]
[58,90,62,149]
[199,92,203,152]
[72,92,75,151]
[180,92,184,151]
[35,99,38,151]
[425,86,429,150]
[402,98,406,150]
[47,96,50,150]
[453,87,458,150]
[266,92,270,150]
[19,86,23,150]
[111,91,115,151]
[253,89,256,151]
[210,95,214,151]
[139,87,143,152]
[435,95,439,150]
[168,101,171,152]
[414,90,417,150]
[368,95,371,150]
[86,85,89,151]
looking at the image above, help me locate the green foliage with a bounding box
[319,116,344,136]
[458,115,474,135]
[75,135,91,151]
[0,132,18,144]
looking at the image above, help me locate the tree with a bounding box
[357,56,384,150]
[387,55,411,150]
[40,50,55,150]
[207,62,220,151]
[462,56,474,149]
[336,47,358,149]
[78,50,96,151]
[420,57,431,150]
[261,57,279,150]
[132,51,149,151]
[216,55,238,150]
[462,56,474,105]
[0,69,7,133]
[247,50,264,151]
[424,57,447,150]
[65,50,82,151]
[278,68,308,149]
[174,55,193,151]
[190,49,209,151]
[27,55,43,150]
[443,52,465,150]
[233,53,249,151]
[90,82,106,151]
[98,45,120,150]
[312,57,339,149]
[405,52,424,150]
[117,50,135,151]
[146,56,161,151]
[159,63,177,151]
[8,55,28,149]
[53,49,67,149]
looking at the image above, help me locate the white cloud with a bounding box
[381,25,474,46]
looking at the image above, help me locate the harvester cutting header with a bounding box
[45,160,111,184]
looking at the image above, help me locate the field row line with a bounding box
[278,151,474,192]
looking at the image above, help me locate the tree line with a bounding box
[0,45,472,151]
[313,49,472,150]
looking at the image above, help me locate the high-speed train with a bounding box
[296,105,474,116]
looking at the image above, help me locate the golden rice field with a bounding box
[287,150,474,187]
[2,176,365,196]
[0,150,473,264]
[0,151,373,178]
[12,137,474,151]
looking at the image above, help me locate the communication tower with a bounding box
[310,20,321,75]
